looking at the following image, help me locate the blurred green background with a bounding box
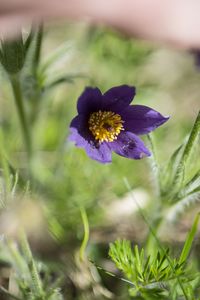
[0,21,199,299]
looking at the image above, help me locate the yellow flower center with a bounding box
[88,110,124,143]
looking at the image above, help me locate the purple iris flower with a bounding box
[69,85,169,163]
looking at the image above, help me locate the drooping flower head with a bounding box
[69,85,169,163]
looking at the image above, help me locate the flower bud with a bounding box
[0,35,25,74]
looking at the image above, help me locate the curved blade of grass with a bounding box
[79,207,90,261]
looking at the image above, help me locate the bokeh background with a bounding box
[0,21,199,299]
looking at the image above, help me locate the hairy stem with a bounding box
[146,134,161,197]
[20,230,44,299]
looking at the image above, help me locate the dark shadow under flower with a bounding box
[193,50,200,68]
[69,85,169,163]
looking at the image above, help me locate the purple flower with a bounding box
[69,85,169,163]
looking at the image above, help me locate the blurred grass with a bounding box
[0,21,199,249]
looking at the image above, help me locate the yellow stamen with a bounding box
[88,110,124,143]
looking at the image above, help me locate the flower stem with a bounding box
[10,74,32,160]
[146,134,161,197]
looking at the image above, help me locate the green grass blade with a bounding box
[39,41,74,73]
[180,111,200,167]
[179,213,200,265]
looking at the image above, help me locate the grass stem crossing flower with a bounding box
[69,85,169,163]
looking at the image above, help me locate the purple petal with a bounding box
[69,115,112,163]
[85,142,112,164]
[69,115,90,147]
[109,131,151,159]
[77,87,102,115]
[102,85,136,112]
[121,105,169,135]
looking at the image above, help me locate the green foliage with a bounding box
[0,235,64,300]
[87,29,152,66]
[109,234,200,299]
[179,213,200,265]
[109,240,184,297]
[147,111,200,221]
[108,213,200,298]
[0,22,200,300]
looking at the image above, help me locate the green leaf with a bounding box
[179,213,200,265]
[109,239,135,281]
[162,144,184,188]
[134,245,143,276]
[180,111,200,167]
[179,170,200,198]
[43,73,86,91]
[172,111,200,194]
[166,195,199,223]
[162,112,200,201]
[24,29,35,53]
[39,41,74,74]
[171,162,185,197]
[0,49,3,64]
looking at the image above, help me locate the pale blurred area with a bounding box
[1,0,200,49]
